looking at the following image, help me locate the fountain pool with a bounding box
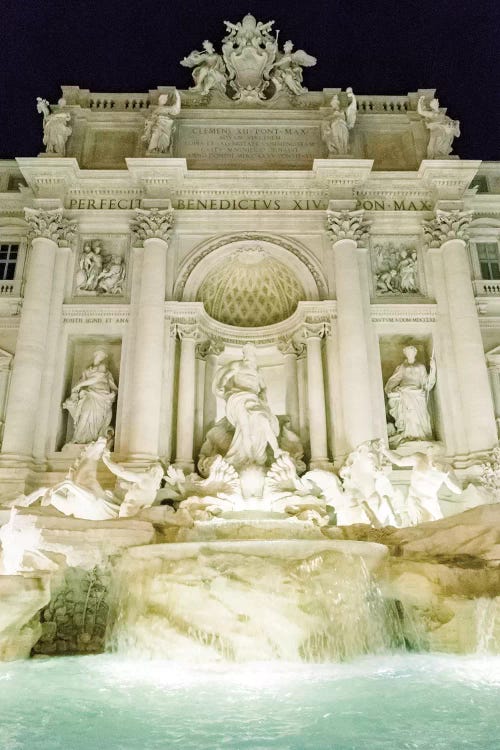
[1,653,500,749]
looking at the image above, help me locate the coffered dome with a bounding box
[197,246,305,327]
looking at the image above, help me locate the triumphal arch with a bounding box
[0,13,499,519]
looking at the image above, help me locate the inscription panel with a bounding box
[175,123,324,169]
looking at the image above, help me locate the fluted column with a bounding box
[326,208,377,452]
[304,322,330,469]
[424,209,497,454]
[1,209,75,461]
[126,208,174,459]
[197,336,224,435]
[175,323,199,471]
[277,336,301,433]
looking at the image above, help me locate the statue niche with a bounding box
[198,344,306,484]
[384,344,436,449]
[63,348,118,448]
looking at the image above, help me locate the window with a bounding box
[470,175,489,194]
[7,175,27,192]
[477,243,500,280]
[0,244,18,280]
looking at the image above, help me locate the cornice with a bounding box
[164,300,336,346]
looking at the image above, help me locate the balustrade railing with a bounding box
[0,280,21,297]
[473,280,500,296]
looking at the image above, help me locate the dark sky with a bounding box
[1,0,498,161]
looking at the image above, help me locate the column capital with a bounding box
[131,207,174,245]
[326,209,370,245]
[176,321,200,341]
[423,208,472,248]
[24,207,76,246]
[303,320,330,340]
[196,336,224,360]
[277,335,304,357]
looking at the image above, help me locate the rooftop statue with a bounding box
[417,95,460,159]
[271,40,317,96]
[321,89,357,156]
[180,40,227,96]
[36,96,72,156]
[181,14,316,103]
[142,89,181,155]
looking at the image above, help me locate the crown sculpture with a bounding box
[181,13,317,103]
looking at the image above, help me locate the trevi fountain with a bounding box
[0,13,500,750]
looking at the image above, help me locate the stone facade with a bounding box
[0,18,498,507]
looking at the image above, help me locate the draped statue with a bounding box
[385,345,436,447]
[417,95,460,159]
[63,348,118,445]
[213,344,282,470]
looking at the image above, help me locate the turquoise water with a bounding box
[1,654,500,749]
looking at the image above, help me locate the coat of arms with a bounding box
[181,14,317,103]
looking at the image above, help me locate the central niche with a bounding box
[197,245,305,327]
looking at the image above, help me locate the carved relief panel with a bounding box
[371,237,425,298]
[73,236,128,298]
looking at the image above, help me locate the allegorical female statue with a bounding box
[417,95,460,159]
[321,88,357,156]
[63,348,118,444]
[142,90,181,155]
[36,97,72,156]
[180,40,227,95]
[384,345,436,447]
[213,343,282,470]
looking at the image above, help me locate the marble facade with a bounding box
[0,14,498,514]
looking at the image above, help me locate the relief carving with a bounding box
[374,244,419,295]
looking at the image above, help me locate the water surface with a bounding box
[1,654,499,749]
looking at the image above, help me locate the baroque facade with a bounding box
[0,13,499,511]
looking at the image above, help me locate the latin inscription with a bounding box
[176,124,322,168]
[65,196,433,211]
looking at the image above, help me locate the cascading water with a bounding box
[475,597,500,653]
[107,539,412,662]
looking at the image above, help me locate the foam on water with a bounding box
[1,653,500,750]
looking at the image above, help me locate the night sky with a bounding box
[1,0,498,161]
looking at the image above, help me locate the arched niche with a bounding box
[175,234,327,308]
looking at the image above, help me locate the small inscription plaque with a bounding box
[176,123,323,169]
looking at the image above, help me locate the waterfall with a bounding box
[475,598,499,654]
[107,539,408,662]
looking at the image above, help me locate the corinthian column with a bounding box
[277,336,301,434]
[326,208,378,452]
[304,322,331,469]
[424,209,497,454]
[197,336,224,435]
[126,208,174,459]
[1,209,75,462]
[175,323,199,472]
